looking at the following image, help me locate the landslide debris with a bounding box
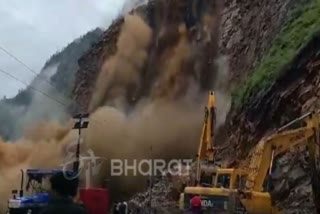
[72,0,228,204]
[73,0,223,112]
[70,0,320,212]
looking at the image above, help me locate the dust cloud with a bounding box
[84,13,230,198]
[0,122,75,213]
[89,14,153,112]
[0,3,230,210]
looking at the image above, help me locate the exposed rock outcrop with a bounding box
[221,0,310,85]
[224,33,320,213]
[73,0,308,111]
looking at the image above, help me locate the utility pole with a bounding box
[72,113,90,174]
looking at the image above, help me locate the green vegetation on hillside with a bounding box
[233,0,320,107]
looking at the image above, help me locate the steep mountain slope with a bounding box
[74,0,224,112]
[221,0,311,85]
[223,31,320,214]
[0,28,103,140]
[70,0,320,212]
[222,1,320,213]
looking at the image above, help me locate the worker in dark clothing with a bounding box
[118,201,128,214]
[39,171,89,214]
[113,201,119,214]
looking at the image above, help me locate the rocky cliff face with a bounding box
[73,19,124,112]
[73,0,222,112]
[72,0,319,212]
[223,33,320,214]
[221,0,310,85]
[73,0,308,111]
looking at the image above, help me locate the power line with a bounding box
[0,46,114,130]
[0,66,110,131]
[0,45,70,104]
[0,67,68,107]
[0,46,38,76]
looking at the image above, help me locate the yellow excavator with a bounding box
[192,90,221,187]
[180,111,320,213]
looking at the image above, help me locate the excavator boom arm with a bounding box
[246,113,320,193]
[196,91,216,181]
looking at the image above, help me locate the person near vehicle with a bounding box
[185,195,203,214]
[113,201,119,214]
[39,171,89,214]
[117,201,128,214]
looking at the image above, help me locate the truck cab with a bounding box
[7,169,73,214]
[7,169,110,214]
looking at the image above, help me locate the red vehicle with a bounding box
[79,188,110,214]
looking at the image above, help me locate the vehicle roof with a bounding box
[26,169,74,176]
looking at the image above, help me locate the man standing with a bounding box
[39,171,89,214]
[118,201,128,214]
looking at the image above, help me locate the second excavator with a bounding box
[180,101,320,213]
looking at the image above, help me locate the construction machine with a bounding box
[179,90,225,210]
[191,90,222,187]
[180,111,320,213]
[7,169,72,214]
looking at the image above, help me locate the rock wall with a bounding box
[72,0,308,111]
[220,0,310,85]
[72,0,222,112]
[223,33,320,213]
[72,18,124,112]
[71,0,320,211]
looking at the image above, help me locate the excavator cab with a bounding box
[214,169,248,189]
[181,168,249,212]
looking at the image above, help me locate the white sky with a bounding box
[0,0,127,98]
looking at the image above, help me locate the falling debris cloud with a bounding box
[89,14,153,112]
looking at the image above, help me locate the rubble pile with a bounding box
[127,165,190,213]
[128,178,180,214]
[273,151,316,213]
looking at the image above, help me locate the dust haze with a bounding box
[0,122,74,213]
[0,3,230,210]
[85,14,230,197]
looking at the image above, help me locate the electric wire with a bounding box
[0,66,110,132]
[0,67,67,107]
[0,45,71,104]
